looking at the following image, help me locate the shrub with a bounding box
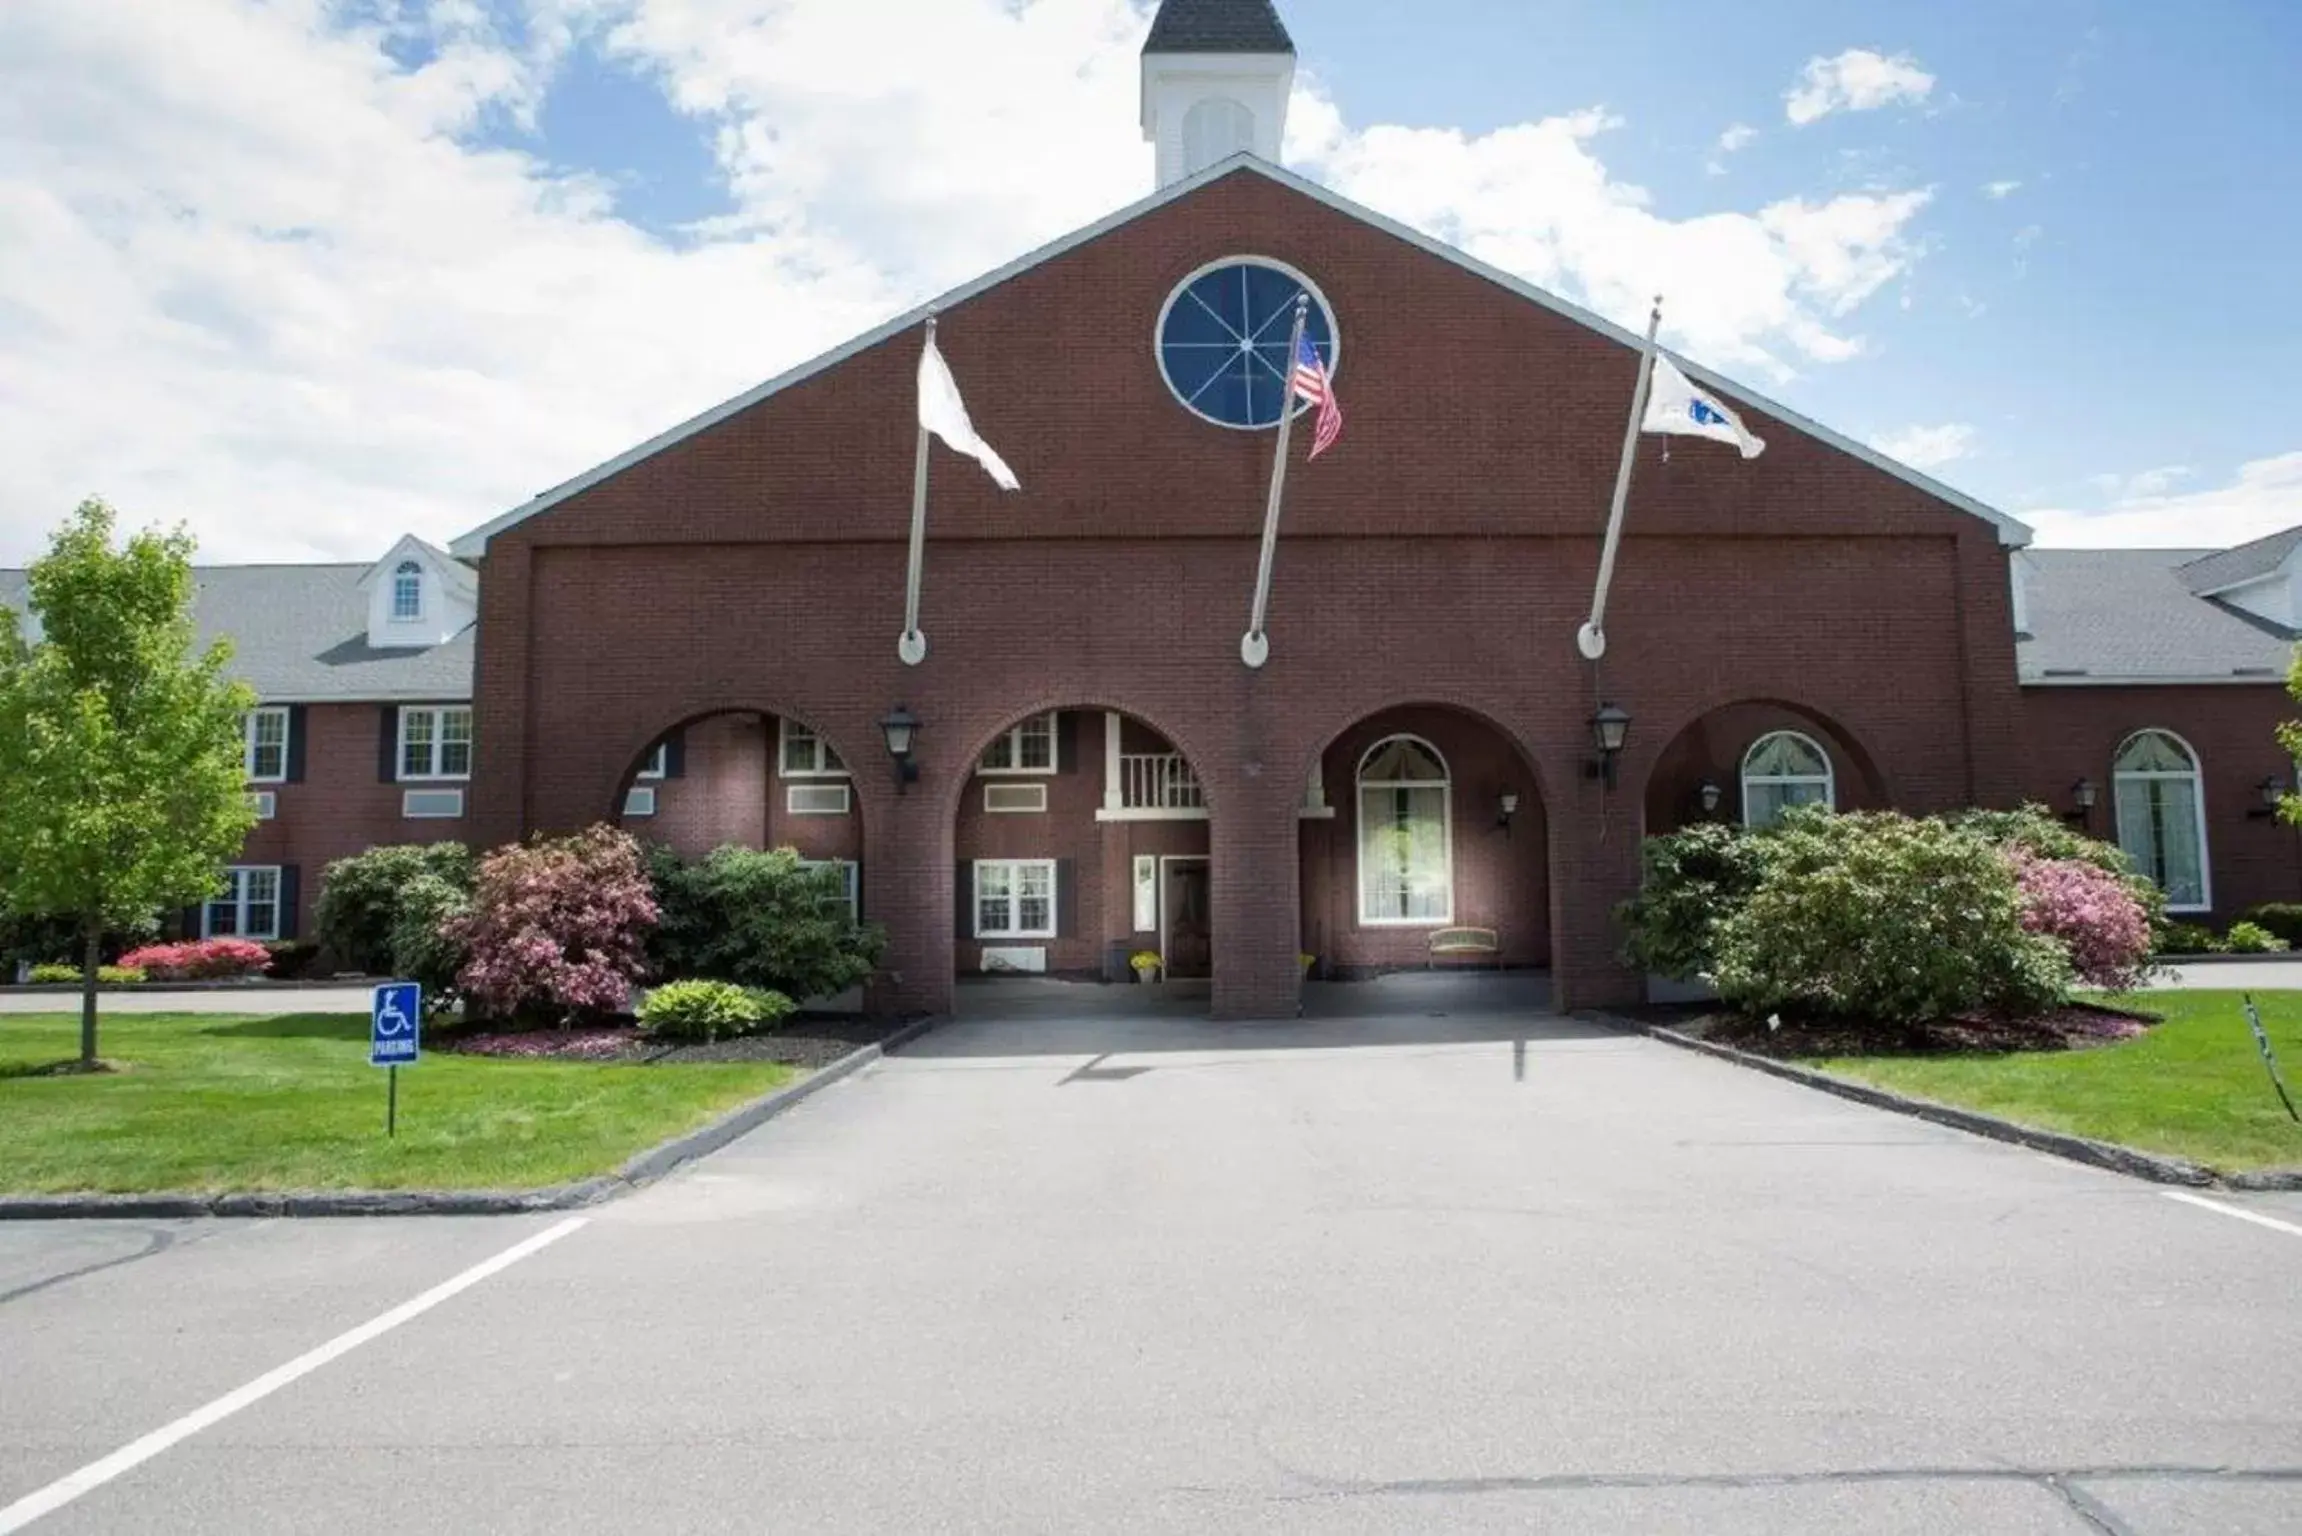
[1710,808,2073,1026]
[27,964,146,985]
[263,939,322,980]
[313,843,473,975]
[1951,805,2167,930]
[2009,852,2154,991]
[647,845,884,1002]
[116,937,273,981]
[2221,920,2289,954]
[1616,821,1772,981]
[2155,921,2223,956]
[449,825,658,1024]
[388,873,471,1013]
[637,980,794,1043]
[2238,903,2302,949]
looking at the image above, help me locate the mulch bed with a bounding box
[436,1015,906,1069]
[1649,1001,2159,1060]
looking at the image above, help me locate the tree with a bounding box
[2279,648,2302,829]
[0,500,256,1068]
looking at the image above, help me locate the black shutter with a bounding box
[277,866,301,940]
[664,728,687,779]
[285,705,308,783]
[179,904,203,941]
[379,705,400,782]
[1055,711,1077,773]
[850,862,864,922]
[1055,857,1077,937]
[957,862,974,941]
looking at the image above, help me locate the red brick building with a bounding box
[10,0,2297,1008]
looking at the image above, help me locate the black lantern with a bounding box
[2251,774,2286,820]
[1698,779,1723,816]
[879,704,920,792]
[1496,790,1520,834]
[2062,777,2097,826]
[1587,704,1631,789]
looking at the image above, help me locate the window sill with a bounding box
[976,932,1058,942]
[1094,807,1209,822]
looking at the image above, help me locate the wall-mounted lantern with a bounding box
[1495,790,1520,834]
[2251,774,2287,820]
[1697,779,1723,817]
[1585,704,1631,790]
[2062,777,2097,827]
[879,704,920,794]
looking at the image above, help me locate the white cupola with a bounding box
[1140,0,1297,190]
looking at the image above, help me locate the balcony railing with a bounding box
[1120,752,1204,811]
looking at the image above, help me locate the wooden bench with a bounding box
[1427,926,1502,970]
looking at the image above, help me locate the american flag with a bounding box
[1290,329,1343,460]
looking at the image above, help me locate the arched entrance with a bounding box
[1643,700,1887,834]
[1297,704,1551,984]
[947,706,1213,1009]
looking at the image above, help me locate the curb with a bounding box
[2152,953,2298,967]
[1,979,391,996]
[1633,1022,2222,1187]
[0,1015,943,1221]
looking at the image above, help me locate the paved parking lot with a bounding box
[3,987,2299,1532]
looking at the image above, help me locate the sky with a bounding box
[1,0,2297,566]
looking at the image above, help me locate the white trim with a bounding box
[786,782,853,816]
[1132,855,1157,934]
[2112,728,2212,913]
[777,718,849,779]
[203,865,282,941]
[973,858,1057,940]
[396,704,473,782]
[1152,254,1340,432]
[449,157,2030,558]
[637,742,668,780]
[401,787,465,820]
[1103,712,1124,811]
[622,785,657,818]
[983,782,1049,814]
[798,858,861,919]
[979,712,1058,776]
[1739,730,1836,829]
[2024,674,2287,687]
[246,790,276,821]
[389,561,425,623]
[1355,734,1455,928]
[1158,854,1211,975]
[1094,806,1212,823]
[243,706,290,784]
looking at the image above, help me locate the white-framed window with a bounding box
[980,713,1057,775]
[638,743,668,780]
[779,719,847,777]
[391,560,424,622]
[205,866,281,940]
[1741,731,1835,829]
[975,858,1056,938]
[800,859,861,919]
[402,788,464,819]
[247,790,277,820]
[398,705,473,780]
[984,782,1048,814]
[623,785,657,818]
[1357,735,1452,925]
[787,782,852,816]
[243,706,289,783]
[2114,729,2210,912]
[1133,855,1157,933]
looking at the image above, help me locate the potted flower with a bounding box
[1129,950,1164,984]
[1299,952,1317,980]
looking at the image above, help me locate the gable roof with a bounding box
[0,564,473,703]
[2176,524,2302,597]
[358,532,477,601]
[451,154,2032,559]
[2018,548,2292,685]
[1143,0,1295,54]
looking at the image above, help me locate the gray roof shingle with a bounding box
[2176,525,2302,596]
[0,564,472,703]
[1143,0,1295,54]
[2019,548,2293,683]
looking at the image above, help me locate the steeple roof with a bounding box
[1142,0,1295,55]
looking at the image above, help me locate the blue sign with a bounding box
[370,982,421,1067]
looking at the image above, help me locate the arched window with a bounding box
[2114,730,2209,911]
[1182,96,1256,177]
[1741,731,1834,828]
[390,561,423,622]
[1357,735,1452,925]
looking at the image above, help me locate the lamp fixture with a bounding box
[2250,774,2286,820]
[1585,704,1632,790]
[878,704,920,793]
[1496,790,1520,834]
[1697,779,1723,816]
[2062,777,2097,826]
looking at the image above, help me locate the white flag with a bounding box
[918,332,1019,491]
[1642,355,1766,459]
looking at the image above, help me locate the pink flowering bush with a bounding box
[2010,851,2154,991]
[117,937,273,981]
[447,824,659,1025]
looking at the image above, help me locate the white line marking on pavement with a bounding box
[2163,1191,2302,1237]
[0,1215,587,1533]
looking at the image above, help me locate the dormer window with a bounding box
[391,562,424,622]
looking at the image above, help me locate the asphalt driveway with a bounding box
[3,994,2299,1533]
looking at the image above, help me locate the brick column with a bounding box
[860,778,954,1018]
[468,541,533,848]
[1211,773,1303,1019]
[1548,765,1646,1012]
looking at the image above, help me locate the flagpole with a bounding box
[1577,295,1664,662]
[1242,294,1311,670]
[898,316,935,666]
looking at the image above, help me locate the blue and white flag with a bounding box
[1642,356,1766,459]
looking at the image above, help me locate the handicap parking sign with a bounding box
[370,982,421,1067]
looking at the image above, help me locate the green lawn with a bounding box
[0,1012,792,1195]
[1811,990,2302,1172]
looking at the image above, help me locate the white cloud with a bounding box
[2026,453,2302,548]
[1705,122,1757,174]
[1785,48,1936,126]
[0,0,1941,565]
[1982,179,2022,199]
[1871,423,1976,471]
